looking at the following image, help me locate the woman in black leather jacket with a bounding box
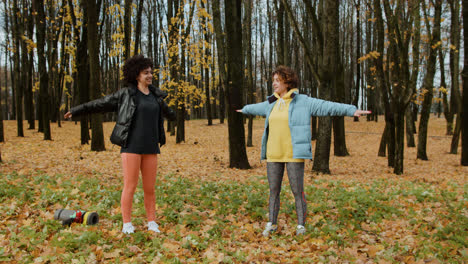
[65,55,175,234]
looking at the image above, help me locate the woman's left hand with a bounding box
[353,110,372,117]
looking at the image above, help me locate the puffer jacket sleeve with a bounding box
[306,96,357,117]
[241,101,269,117]
[70,90,121,117]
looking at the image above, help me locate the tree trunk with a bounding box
[78,15,90,145]
[408,0,421,140]
[417,0,442,160]
[394,109,405,174]
[224,0,250,169]
[405,107,415,147]
[34,0,51,140]
[267,0,273,96]
[175,1,195,143]
[312,0,340,174]
[13,0,24,137]
[202,1,212,126]
[67,0,89,144]
[244,0,253,147]
[439,48,453,135]
[461,0,468,166]
[353,1,361,122]
[3,27,9,120]
[276,0,285,65]
[333,49,349,156]
[25,4,35,130]
[0,57,3,142]
[86,0,105,151]
[374,0,393,166]
[450,113,461,154]
[378,124,388,157]
[10,55,16,121]
[123,0,132,60]
[212,0,226,124]
[133,0,143,55]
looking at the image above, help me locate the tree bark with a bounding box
[406,0,421,146]
[175,1,195,143]
[244,0,254,147]
[33,0,51,140]
[0,54,3,142]
[123,0,132,61]
[224,0,250,169]
[276,0,285,65]
[12,0,24,137]
[75,0,90,144]
[133,0,143,55]
[312,0,340,174]
[26,10,35,130]
[378,124,388,157]
[353,1,361,122]
[86,0,105,151]
[417,0,442,160]
[212,0,226,124]
[450,113,461,154]
[202,1,212,126]
[448,0,463,154]
[374,0,394,167]
[461,0,468,165]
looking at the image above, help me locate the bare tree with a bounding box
[448,0,462,154]
[417,0,442,160]
[86,0,106,151]
[461,0,468,166]
[224,0,250,169]
[33,0,51,140]
[123,0,132,60]
[244,0,254,147]
[12,0,24,137]
[212,0,226,124]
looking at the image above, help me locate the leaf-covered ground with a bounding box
[0,117,467,263]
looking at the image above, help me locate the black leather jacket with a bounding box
[70,84,176,147]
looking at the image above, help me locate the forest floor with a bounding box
[0,116,466,263]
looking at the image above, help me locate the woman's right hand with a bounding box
[236,110,242,113]
[64,112,72,119]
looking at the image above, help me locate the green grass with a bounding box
[0,172,466,263]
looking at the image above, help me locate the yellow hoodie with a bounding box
[266,89,304,163]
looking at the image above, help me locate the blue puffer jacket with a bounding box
[241,90,357,160]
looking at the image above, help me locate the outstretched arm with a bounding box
[237,101,269,116]
[64,90,121,119]
[307,97,357,117]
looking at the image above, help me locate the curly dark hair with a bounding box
[272,65,299,90]
[123,54,154,85]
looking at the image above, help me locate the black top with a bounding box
[121,89,160,154]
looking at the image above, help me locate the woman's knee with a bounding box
[123,181,138,193]
[143,185,155,196]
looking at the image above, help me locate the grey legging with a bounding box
[266,162,307,225]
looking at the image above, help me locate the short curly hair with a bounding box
[272,65,299,90]
[123,54,153,85]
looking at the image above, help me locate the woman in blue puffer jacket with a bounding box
[238,66,370,236]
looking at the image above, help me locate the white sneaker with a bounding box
[122,222,135,234]
[296,225,306,235]
[262,222,277,237]
[147,221,161,233]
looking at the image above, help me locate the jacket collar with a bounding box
[128,83,168,99]
[267,89,298,104]
[149,84,168,99]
